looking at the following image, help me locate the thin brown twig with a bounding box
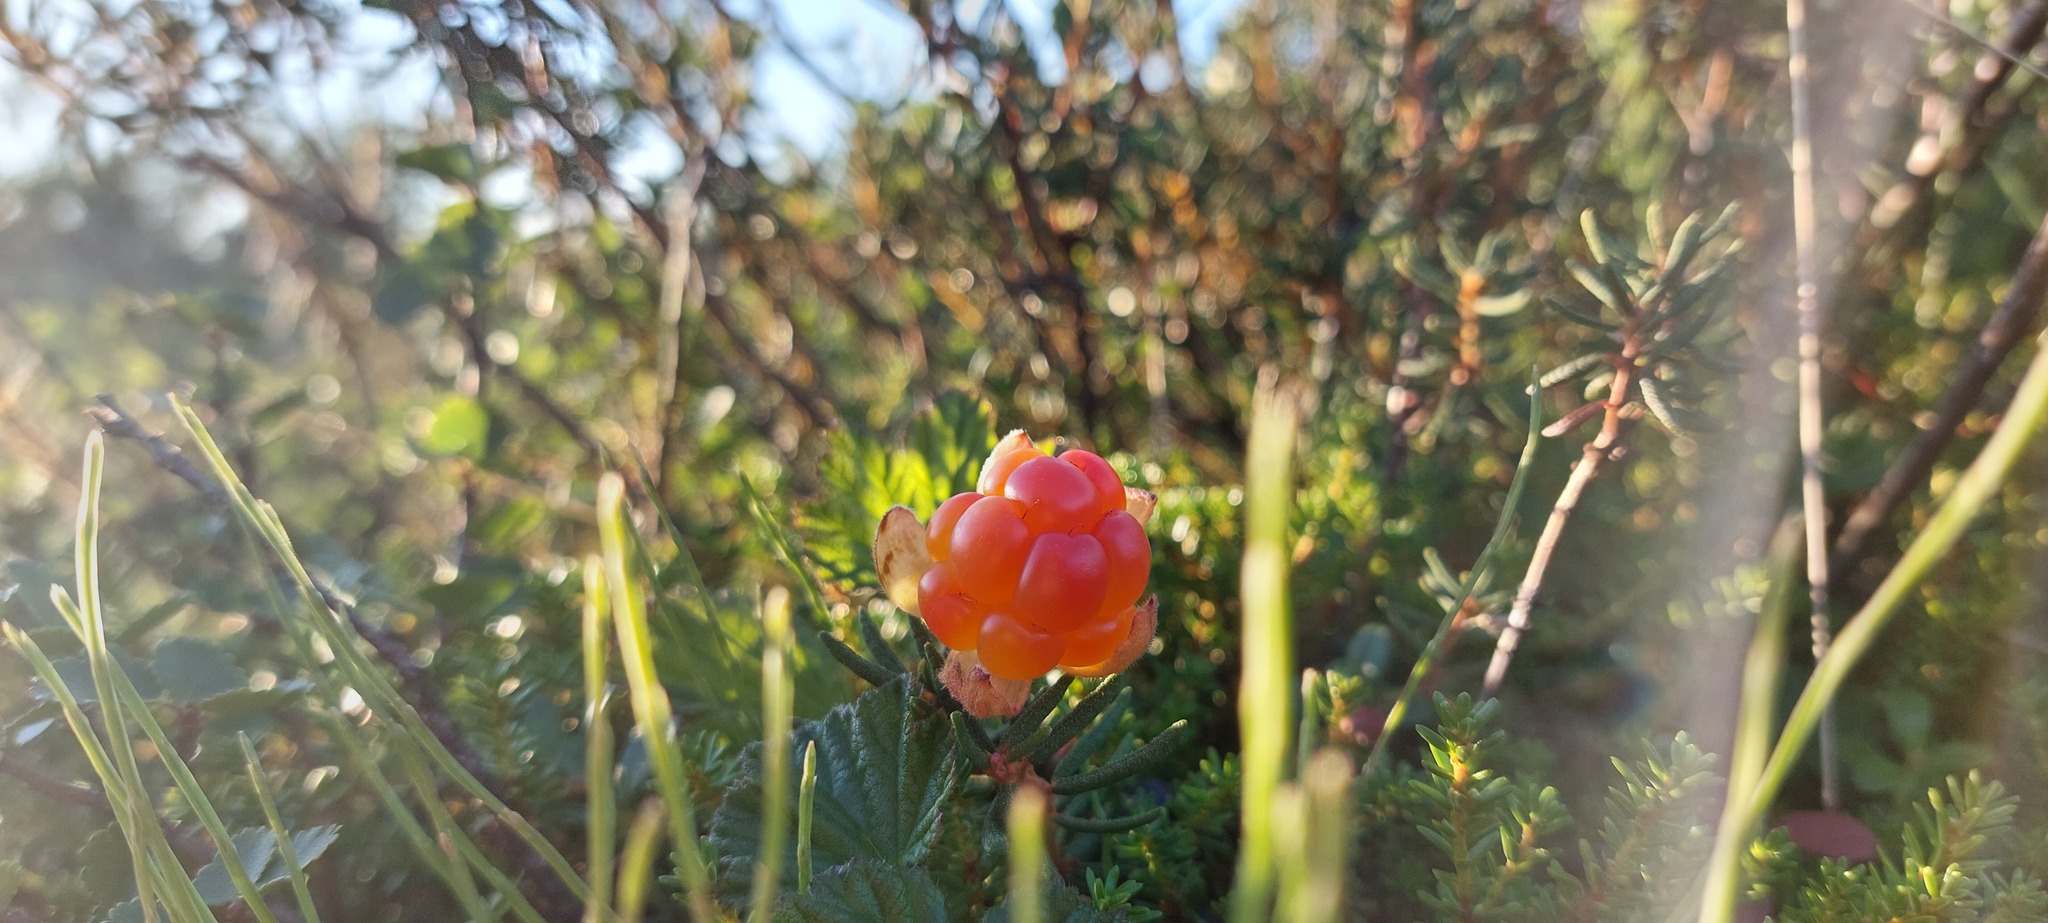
[1482,360,1640,698]
[1831,213,2048,570]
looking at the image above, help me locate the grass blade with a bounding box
[1230,378,1303,923]
[583,560,619,923]
[598,473,718,923]
[748,588,796,923]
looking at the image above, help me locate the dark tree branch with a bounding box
[1831,212,2048,570]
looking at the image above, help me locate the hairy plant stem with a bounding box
[1482,361,1636,698]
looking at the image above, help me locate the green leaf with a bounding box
[1473,290,1532,317]
[150,637,248,702]
[189,825,341,907]
[372,262,437,325]
[36,652,161,704]
[395,144,478,184]
[709,678,961,899]
[771,858,951,923]
[984,879,1132,922]
[0,860,21,906]
[193,828,277,905]
[797,391,995,590]
[416,395,490,461]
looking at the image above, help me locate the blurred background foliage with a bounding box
[3,0,2048,919]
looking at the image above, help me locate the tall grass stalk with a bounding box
[582,560,620,923]
[2,624,217,923]
[616,800,668,923]
[748,587,796,923]
[1783,0,1842,814]
[797,740,818,894]
[1695,524,1798,923]
[1699,323,2048,922]
[170,399,589,900]
[239,735,326,923]
[1005,784,1049,923]
[597,472,717,923]
[1230,378,1303,923]
[65,434,175,923]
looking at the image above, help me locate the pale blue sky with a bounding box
[749,0,1249,158]
[0,0,1249,189]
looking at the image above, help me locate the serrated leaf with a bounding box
[151,637,248,702]
[192,827,277,905]
[709,678,961,900]
[35,652,161,704]
[984,879,1131,922]
[189,825,340,907]
[771,858,951,923]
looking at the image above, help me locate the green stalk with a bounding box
[597,473,717,923]
[323,715,495,923]
[3,624,216,923]
[386,732,542,923]
[582,560,619,923]
[239,735,325,923]
[616,801,668,923]
[1706,328,2048,921]
[171,400,590,901]
[1295,670,1321,778]
[749,588,797,923]
[1005,785,1049,923]
[740,477,833,628]
[65,435,171,923]
[1294,751,1354,923]
[105,668,280,923]
[1365,382,1543,778]
[797,741,818,894]
[1230,380,1302,923]
[1695,524,1799,923]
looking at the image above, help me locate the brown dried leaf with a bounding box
[940,650,1031,718]
[1123,487,1158,526]
[872,505,932,615]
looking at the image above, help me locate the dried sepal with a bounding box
[1064,596,1158,678]
[872,505,932,615]
[1123,487,1158,526]
[940,650,1032,718]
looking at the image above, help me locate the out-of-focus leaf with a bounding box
[416,395,490,461]
[395,144,478,184]
[151,637,248,702]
